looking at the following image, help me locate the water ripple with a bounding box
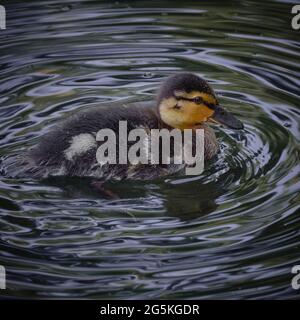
[0,0,299,299]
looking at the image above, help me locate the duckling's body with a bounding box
[4,102,218,180]
[2,73,243,181]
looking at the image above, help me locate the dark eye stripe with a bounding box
[192,97,203,104]
[176,96,216,109]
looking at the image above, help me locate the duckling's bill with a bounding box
[208,105,244,130]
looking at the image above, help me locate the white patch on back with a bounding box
[64,133,96,161]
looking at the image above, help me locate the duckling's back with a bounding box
[2,103,163,180]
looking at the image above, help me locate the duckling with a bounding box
[2,73,243,182]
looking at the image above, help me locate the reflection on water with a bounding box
[0,0,300,299]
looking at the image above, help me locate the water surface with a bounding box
[0,0,300,299]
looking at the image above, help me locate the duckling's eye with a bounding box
[193,97,204,104]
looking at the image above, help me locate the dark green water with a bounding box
[0,0,300,299]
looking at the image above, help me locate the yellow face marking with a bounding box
[174,90,217,105]
[159,97,215,129]
[177,100,214,128]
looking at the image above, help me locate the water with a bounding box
[0,0,300,299]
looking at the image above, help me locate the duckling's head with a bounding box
[157,73,243,130]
